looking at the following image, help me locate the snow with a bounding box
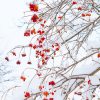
[0,0,100,100]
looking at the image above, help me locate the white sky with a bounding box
[0,0,29,55]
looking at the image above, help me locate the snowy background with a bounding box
[0,0,100,100]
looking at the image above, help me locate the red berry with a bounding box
[27,61,32,64]
[44,20,46,23]
[20,76,26,81]
[39,18,43,22]
[74,92,77,94]
[80,86,83,88]
[43,91,49,97]
[31,14,39,22]
[29,4,38,12]
[24,92,31,98]
[39,40,42,44]
[42,31,45,34]
[93,95,95,97]
[33,45,37,49]
[72,1,77,4]
[37,30,41,34]
[38,45,43,48]
[37,72,42,76]
[78,7,82,10]
[46,49,50,52]
[38,30,45,35]
[41,37,45,41]
[29,43,33,47]
[88,80,91,84]
[41,24,44,27]
[31,29,36,34]
[24,30,30,36]
[16,60,21,65]
[58,16,62,19]
[21,53,26,57]
[86,13,91,16]
[49,81,55,86]
[82,13,85,17]
[45,56,49,60]
[98,53,100,58]
[12,52,16,56]
[5,57,9,61]
[56,48,59,51]
[42,59,46,65]
[41,53,45,57]
[51,92,54,95]
[49,98,54,100]
[43,98,48,100]
[77,92,82,95]
[39,85,44,90]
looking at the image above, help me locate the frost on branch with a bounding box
[3,0,100,100]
